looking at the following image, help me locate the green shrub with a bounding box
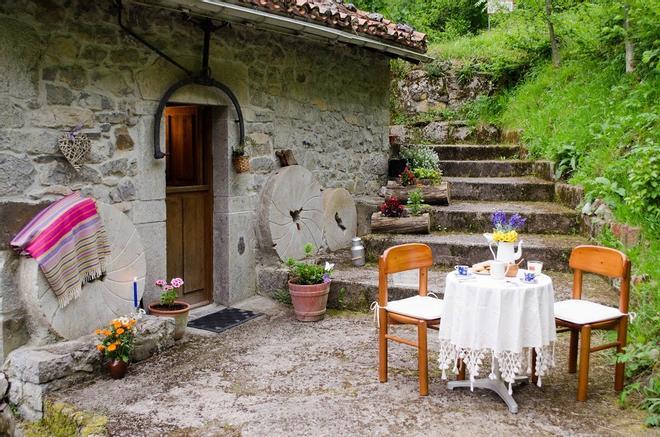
[400,145,440,171]
[407,188,424,216]
[286,244,333,285]
[412,168,442,184]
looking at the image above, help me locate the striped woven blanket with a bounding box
[11,193,111,308]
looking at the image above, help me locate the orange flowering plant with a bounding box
[94,316,137,363]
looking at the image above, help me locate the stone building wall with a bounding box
[0,0,390,359]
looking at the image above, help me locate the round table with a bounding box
[438,271,556,413]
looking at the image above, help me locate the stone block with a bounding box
[131,199,166,224]
[0,201,50,250]
[78,91,114,111]
[136,222,166,306]
[39,161,101,186]
[0,153,35,196]
[354,196,381,236]
[214,211,257,305]
[256,266,288,295]
[555,183,584,209]
[58,65,88,90]
[0,128,60,155]
[5,336,100,385]
[0,103,25,128]
[110,178,136,202]
[99,157,136,177]
[0,17,41,99]
[388,125,406,145]
[131,315,175,362]
[28,106,94,128]
[45,84,75,106]
[114,126,134,150]
[611,222,641,247]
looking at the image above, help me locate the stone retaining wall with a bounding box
[0,0,390,360]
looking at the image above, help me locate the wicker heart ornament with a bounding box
[58,130,91,171]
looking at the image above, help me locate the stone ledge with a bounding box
[5,315,175,421]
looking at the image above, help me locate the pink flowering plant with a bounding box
[154,278,184,307]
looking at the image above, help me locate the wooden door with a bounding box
[165,105,213,307]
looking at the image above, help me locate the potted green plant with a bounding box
[147,278,190,340]
[232,141,250,173]
[94,315,138,379]
[286,244,334,322]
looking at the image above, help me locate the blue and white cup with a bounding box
[454,265,469,277]
[523,271,536,282]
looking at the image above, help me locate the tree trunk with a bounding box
[379,181,450,206]
[546,0,560,67]
[370,212,430,234]
[624,3,635,73]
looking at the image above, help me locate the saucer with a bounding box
[454,272,476,281]
[521,278,537,284]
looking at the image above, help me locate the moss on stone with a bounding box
[23,401,107,437]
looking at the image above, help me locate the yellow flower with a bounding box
[113,320,122,329]
[94,329,101,335]
[96,344,105,351]
[493,230,518,243]
[116,328,125,335]
[107,343,117,352]
[102,329,111,336]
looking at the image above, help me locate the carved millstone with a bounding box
[257,165,324,261]
[322,188,357,251]
[17,203,146,340]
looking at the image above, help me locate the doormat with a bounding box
[187,307,263,334]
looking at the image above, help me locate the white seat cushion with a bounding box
[554,299,624,325]
[386,295,443,320]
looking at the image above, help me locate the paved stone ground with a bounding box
[52,273,649,436]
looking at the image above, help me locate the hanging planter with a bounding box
[232,154,250,173]
[232,139,251,173]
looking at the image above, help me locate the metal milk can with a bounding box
[351,237,365,267]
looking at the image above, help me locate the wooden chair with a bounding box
[378,243,443,395]
[554,245,631,401]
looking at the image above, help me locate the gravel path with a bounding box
[53,285,648,436]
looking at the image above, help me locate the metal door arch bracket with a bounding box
[115,0,245,159]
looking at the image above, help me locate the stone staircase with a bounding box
[325,141,588,308]
[362,141,586,266]
[257,140,590,311]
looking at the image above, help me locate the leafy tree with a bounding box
[352,0,487,41]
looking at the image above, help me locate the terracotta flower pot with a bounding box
[232,155,250,173]
[107,359,128,379]
[288,280,330,322]
[148,301,191,340]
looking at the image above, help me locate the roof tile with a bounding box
[235,0,427,53]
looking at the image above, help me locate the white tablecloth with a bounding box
[438,272,556,386]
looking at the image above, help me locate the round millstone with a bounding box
[257,165,324,260]
[18,202,146,339]
[322,188,357,251]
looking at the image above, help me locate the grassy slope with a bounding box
[423,15,659,425]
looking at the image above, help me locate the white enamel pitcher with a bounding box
[484,233,523,263]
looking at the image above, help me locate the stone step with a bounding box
[427,200,579,234]
[362,232,589,272]
[445,176,555,202]
[438,160,553,178]
[257,263,600,312]
[433,144,523,160]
